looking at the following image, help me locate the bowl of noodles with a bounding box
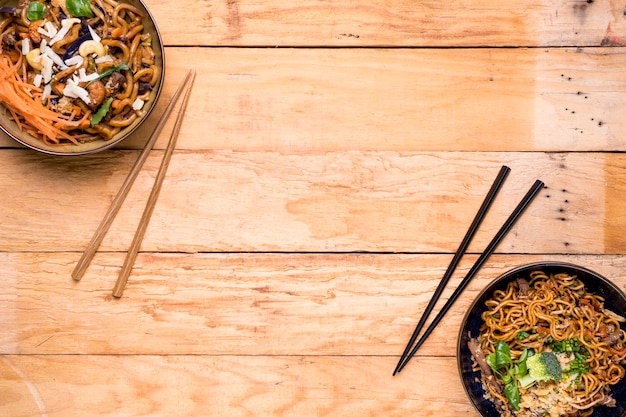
[458,262,626,417]
[0,0,164,155]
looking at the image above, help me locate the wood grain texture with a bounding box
[2,1,626,415]
[2,47,626,152]
[0,355,475,417]
[1,252,625,356]
[142,0,626,47]
[0,150,623,253]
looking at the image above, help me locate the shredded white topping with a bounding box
[46,21,58,37]
[64,55,84,67]
[95,55,114,64]
[44,22,59,37]
[42,46,67,70]
[64,77,91,104]
[42,83,52,102]
[21,38,31,55]
[41,55,54,84]
[78,68,99,83]
[132,98,145,111]
[37,26,49,37]
[88,25,101,43]
[37,21,58,38]
[49,18,80,45]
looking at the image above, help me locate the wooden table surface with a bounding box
[2,1,626,416]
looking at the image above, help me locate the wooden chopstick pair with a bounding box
[72,69,196,298]
[393,166,545,375]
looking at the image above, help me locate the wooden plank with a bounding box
[1,252,624,355]
[0,354,476,417]
[605,158,626,253]
[4,47,625,152]
[0,150,623,253]
[142,0,626,47]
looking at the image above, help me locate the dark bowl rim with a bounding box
[456,261,626,417]
[0,0,165,156]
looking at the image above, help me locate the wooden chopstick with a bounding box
[72,70,195,282]
[392,165,510,376]
[111,70,196,298]
[394,178,545,374]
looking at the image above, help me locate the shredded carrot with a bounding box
[0,54,92,145]
[110,27,124,38]
[80,117,92,129]
[54,83,65,96]
[610,346,626,356]
[8,50,20,62]
[8,107,23,131]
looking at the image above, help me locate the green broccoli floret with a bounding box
[518,352,562,389]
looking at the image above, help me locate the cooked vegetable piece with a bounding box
[517,352,562,389]
[86,63,131,86]
[0,55,90,144]
[486,341,522,410]
[91,97,113,127]
[0,7,18,15]
[66,0,94,18]
[27,2,45,21]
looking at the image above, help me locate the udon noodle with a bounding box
[469,270,626,417]
[0,0,159,145]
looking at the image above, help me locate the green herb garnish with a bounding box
[66,0,94,18]
[486,341,524,411]
[86,63,132,86]
[91,97,114,127]
[551,338,590,385]
[27,1,46,21]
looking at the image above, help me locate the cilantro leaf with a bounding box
[91,97,114,127]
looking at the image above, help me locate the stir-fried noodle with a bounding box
[0,0,159,145]
[470,270,626,417]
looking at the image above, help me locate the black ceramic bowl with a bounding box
[0,0,164,155]
[457,262,626,417]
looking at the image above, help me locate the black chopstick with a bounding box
[394,179,545,374]
[392,165,511,376]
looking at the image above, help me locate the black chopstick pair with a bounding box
[393,165,544,375]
